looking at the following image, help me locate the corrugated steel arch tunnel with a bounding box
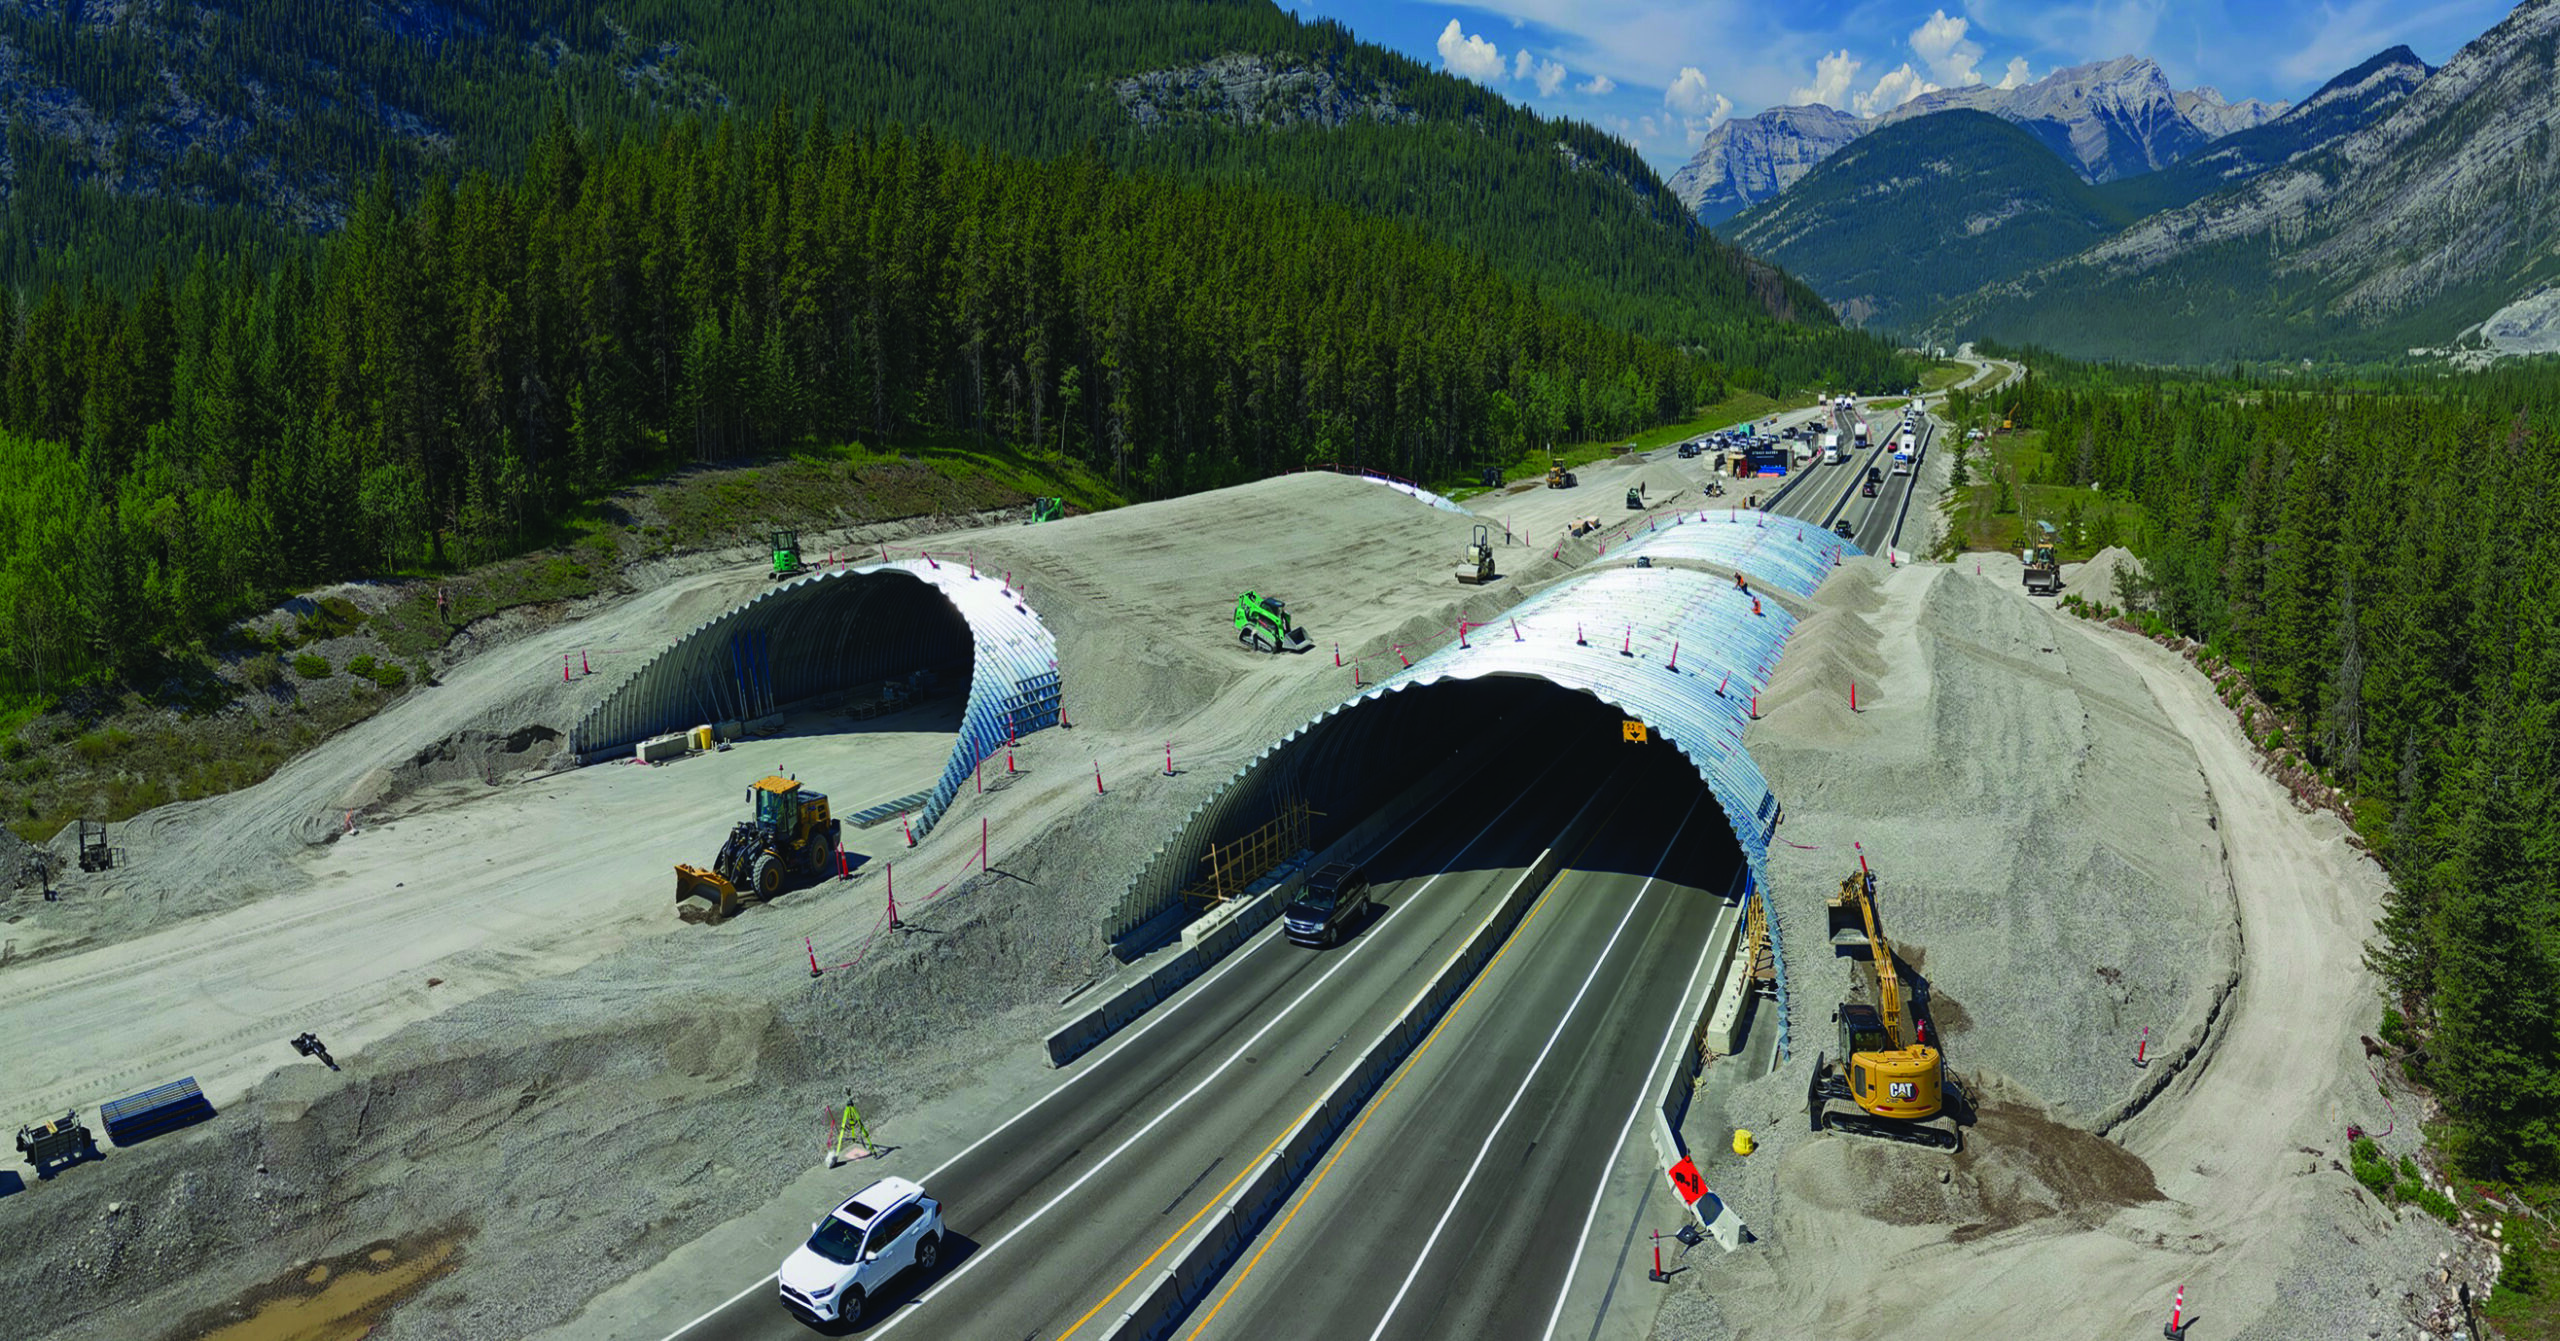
[567,560,1060,838]
[1115,518,1850,1046]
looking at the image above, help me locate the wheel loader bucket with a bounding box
[675,863,742,922]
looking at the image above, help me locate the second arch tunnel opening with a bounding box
[1131,676,1744,954]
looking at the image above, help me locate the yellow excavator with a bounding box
[675,775,841,922]
[1808,865,1964,1150]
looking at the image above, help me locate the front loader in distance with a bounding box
[1235,591,1312,653]
[2022,520,2061,596]
[675,775,843,923]
[1808,866,1965,1151]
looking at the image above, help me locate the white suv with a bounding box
[778,1176,944,1325]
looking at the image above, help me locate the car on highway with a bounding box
[779,1176,945,1325]
[1861,479,1878,498]
[1285,862,1375,947]
[1833,519,1855,539]
[1677,443,1698,459]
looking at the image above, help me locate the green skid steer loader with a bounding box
[1234,591,1313,654]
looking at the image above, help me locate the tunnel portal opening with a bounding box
[1118,676,1745,954]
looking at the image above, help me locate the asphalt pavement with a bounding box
[1183,757,1737,1341]
[671,744,1626,1341]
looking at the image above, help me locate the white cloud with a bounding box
[1513,49,1534,81]
[1664,66,1731,143]
[1533,58,1568,96]
[1664,66,1716,117]
[1791,50,1862,109]
[1910,9,1985,86]
[1579,73,1617,95]
[1997,56,2032,89]
[1435,19,1506,82]
[1853,62,1940,117]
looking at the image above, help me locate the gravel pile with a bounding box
[2061,545,2143,602]
[1745,559,2230,1129]
[2,824,50,890]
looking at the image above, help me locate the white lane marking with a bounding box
[1364,796,1703,1341]
[1536,890,1732,1341]
[853,761,1570,1340]
[653,753,1539,1341]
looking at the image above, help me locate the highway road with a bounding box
[1182,760,1736,1341]
[666,735,1682,1340]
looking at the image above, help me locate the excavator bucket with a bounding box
[675,863,742,922]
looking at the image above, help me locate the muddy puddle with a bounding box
[169,1228,466,1341]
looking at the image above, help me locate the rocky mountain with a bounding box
[1723,111,2134,333]
[1875,57,2213,182]
[1678,57,2274,221]
[1941,0,2560,360]
[2175,87,2290,138]
[1113,52,1419,131]
[1668,103,1868,225]
[2102,46,2432,216]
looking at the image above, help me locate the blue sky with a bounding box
[1278,0,2518,171]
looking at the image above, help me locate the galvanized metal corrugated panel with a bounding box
[1610,508,1861,599]
[565,560,1058,840]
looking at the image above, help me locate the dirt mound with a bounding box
[2062,546,2143,602]
[1781,1100,2160,1241]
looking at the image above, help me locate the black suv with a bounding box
[1284,863,1375,947]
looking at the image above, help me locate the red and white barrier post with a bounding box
[1164,742,1175,777]
[2134,1026,2151,1068]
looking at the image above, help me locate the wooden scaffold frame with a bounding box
[1181,797,1318,906]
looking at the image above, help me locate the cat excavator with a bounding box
[1808,864,1965,1151]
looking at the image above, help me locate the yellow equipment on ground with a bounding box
[1807,866,1964,1150]
[1456,523,1497,585]
[674,775,842,922]
[1545,451,1578,489]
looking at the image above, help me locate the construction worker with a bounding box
[437,585,449,624]
[1734,571,1748,592]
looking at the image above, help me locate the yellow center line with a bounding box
[1184,821,1614,1339]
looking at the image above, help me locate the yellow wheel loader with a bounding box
[675,775,842,922]
[1808,866,1965,1150]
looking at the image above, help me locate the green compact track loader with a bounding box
[1234,591,1313,654]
